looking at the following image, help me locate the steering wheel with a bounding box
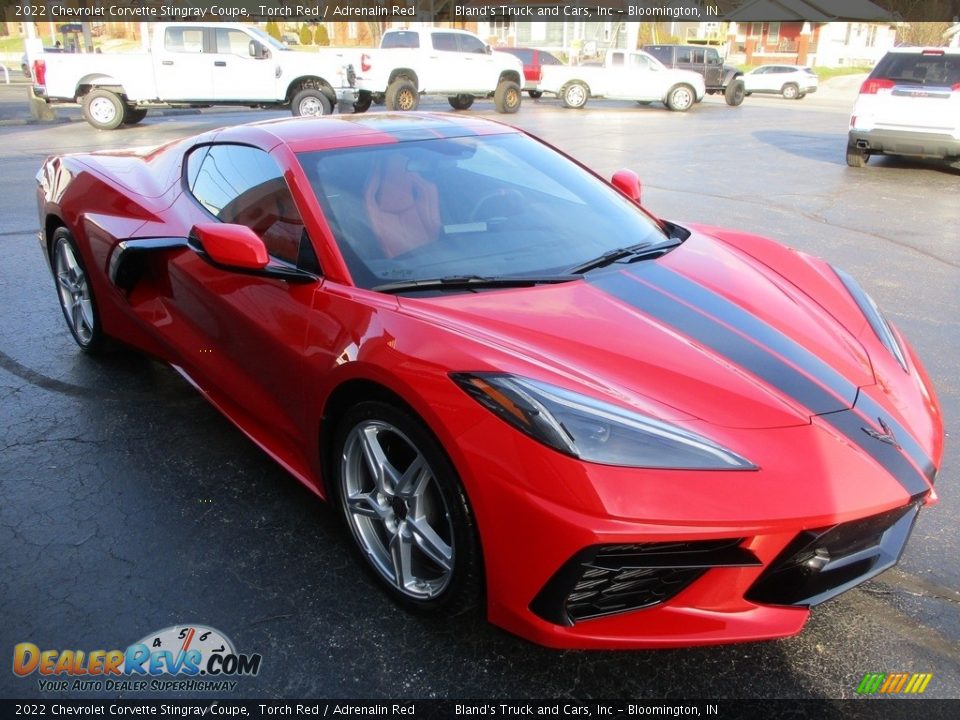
[469,188,526,223]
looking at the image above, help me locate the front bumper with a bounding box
[849,128,960,159]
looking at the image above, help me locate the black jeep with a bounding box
[643,45,745,106]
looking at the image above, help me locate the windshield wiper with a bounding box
[568,239,682,275]
[373,274,581,294]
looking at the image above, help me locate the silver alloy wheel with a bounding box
[54,240,95,345]
[565,84,587,107]
[88,96,118,125]
[340,420,455,600]
[299,96,324,116]
[671,87,693,110]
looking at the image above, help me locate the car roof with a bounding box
[215,113,520,153]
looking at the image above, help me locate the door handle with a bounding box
[161,60,174,66]
[214,61,227,67]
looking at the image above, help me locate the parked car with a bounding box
[847,47,960,167]
[743,64,819,99]
[32,23,357,129]
[355,27,524,114]
[643,44,745,105]
[499,47,563,98]
[36,113,942,649]
[538,49,706,111]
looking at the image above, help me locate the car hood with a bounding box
[398,230,874,430]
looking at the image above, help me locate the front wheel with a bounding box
[846,143,870,168]
[666,84,695,112]
[560,81,589,109]
[353,91,373,114]
[447,94,475,111]
[494,80,522,113]
[782,83,800,100]
[292,88,333,117]
[122,107,148,125]
[386,78,419,111]
[724,79,745,106]
[51,227,104,353]
[82,88,125,130]
[333,401,480,613]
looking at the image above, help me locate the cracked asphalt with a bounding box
[0,80,958,700]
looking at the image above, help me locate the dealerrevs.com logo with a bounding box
[13,625,262,692]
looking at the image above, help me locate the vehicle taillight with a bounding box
[361,54,371,73]
[32,59,46,87]
[859,78,894,94]
[921,49,945,56]
[952,83,960,91]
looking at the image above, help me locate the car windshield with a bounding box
[297,133,669,290]
[873,52,960,86]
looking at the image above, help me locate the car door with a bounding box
[427,31,471,92]
[626,52,661,100]
[154,25,214,100]
[157,143,323,463]
[211,27,277,101]
[745,66,769,92]
[704,48,724,87]
[457,32,494,91]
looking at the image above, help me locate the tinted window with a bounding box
[872,52,960,86]
[188,145,313,268]
[705,49,721,64]
[645,46,672,63]
[610,52,625,67]
[505,48,533,64]
[432,33,459,52]
[215,29,250,56]
[165,27,204,54]
[458,34,487,54]
[540,51,561,66]
[382,31,419,49]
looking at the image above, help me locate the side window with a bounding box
[541,52,561,66]
[187,144,314,269]
[675,48,693,64]
[706,49,720,65]
[381,31,419,49]
[645,46,672,63]
[513,49,532,64]
[431,33,459,52]
[610,52,624,67]
[215,29,251,56]
[458,34,487,54]
[691,49,705,64]
[630,54,652,69]
[165,27,205,54]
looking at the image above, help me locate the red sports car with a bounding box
[37,113,943,649]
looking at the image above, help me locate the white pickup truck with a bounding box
[355,27,524,114]
[32,23,358,130]
[538,50,706,112]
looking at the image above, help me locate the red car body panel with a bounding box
[35,114,944,648]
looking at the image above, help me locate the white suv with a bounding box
[847,47,960,167]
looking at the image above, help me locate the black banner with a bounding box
[2,1,960,23]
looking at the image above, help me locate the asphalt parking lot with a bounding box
[1,79,958,700]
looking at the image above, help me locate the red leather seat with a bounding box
[364,155,441,258]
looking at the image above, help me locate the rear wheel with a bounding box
[52,227,104,353]
[122,107,147,125]
[353,91,372,114]
[666,84,695,112]
[82,88,125,130]
[292,88,333,117]
[725,79,745,106]
[447,94,475,111]
[782,83,800,100]
[560,81,589,109]
[846,143,870,168]
[386,78,419,111]
[494,80,522,113]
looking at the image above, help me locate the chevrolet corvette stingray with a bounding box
[36,113,944,649]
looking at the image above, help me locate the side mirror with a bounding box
[486,44,493,55]
[191,223,269,271]
[611,170,642,204]
[250,41,269,59]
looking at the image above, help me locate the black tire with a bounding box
[560,81,589,109]
[51,227,104,353]
[353,91,372,114]
[122,107,148,125]
[494,80,522,114]
[332,400,481,614]
[528,90,543,99]
[797,93,806,99]
[666,84,695,112]
[724,79,745,106]
[82,88,125,130]
[291,88,333,117]
[846,143,870,168]
[386,78,419,111]
[447,94,475,111]
[636,100,652,106]
[782,83,800,100]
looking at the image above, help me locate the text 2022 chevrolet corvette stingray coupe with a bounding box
[37,113,943,648]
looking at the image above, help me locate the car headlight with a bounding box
[833,267,908,372]
[451,373,756,470]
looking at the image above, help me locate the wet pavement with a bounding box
[0,82,958,700]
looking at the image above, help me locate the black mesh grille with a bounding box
[531,539,761,626]
[746,502,922,607]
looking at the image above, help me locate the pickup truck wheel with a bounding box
[560,82,588,109]
[82,89,125,131]
[724,79,745,106]
[666,84,695,112]
[782,83,800,100]
[122,107,148,125]
[353,92,373,114]
[494,80,522,114]
[846,143,870,168]
[528,90,543,99]
[292,89,333,117]
[447,94,475,111]
[386,79,419,111]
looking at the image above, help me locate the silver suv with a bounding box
[847,47,960,167]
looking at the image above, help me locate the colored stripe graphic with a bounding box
[589,266,932,497]
[856,673,933,694]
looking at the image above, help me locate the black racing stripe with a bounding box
[591,270,847,415]
[854,393,938,482]
[819,410,931,497]
[589,267,931,496]
[640,264,859,409]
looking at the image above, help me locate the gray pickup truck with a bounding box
[643,45,745,106]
